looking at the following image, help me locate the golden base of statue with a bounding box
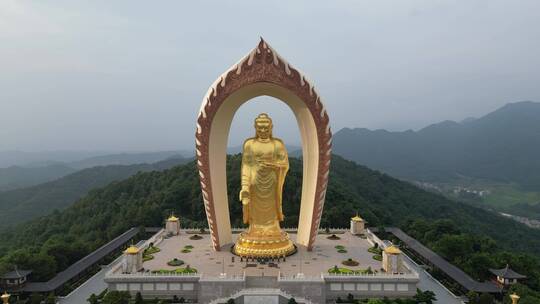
[233,113,296,258]
[233,230,295,258]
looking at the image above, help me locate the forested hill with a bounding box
[333,101,540,189]
[1,155,539,282]
[0,156,189,229]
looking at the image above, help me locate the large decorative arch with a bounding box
[196,39,331,251]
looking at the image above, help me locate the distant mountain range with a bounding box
[333,101,540,190]
[0,156,189,228]
[0,151,191,191]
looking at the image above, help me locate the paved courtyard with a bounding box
[142,231,386,277]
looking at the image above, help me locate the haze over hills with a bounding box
[0,164,76,192]
[0,156,189,228]
[332,101,540,190]
[0,151,192,191]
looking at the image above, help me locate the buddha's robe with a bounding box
[241,137,289,236]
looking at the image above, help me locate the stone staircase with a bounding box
[207,288,313,304]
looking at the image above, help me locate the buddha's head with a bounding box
[254,113,273,140]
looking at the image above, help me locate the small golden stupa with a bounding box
[384,245,402,255]
[124,244,140,255]
[510,293,520,304]
[1,292,10,304]
[167,214,179,222]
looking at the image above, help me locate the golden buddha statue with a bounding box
[233,113,295,257]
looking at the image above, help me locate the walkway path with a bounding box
[402,254,464,304]
[57,240,143,304]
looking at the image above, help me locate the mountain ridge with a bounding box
[0,156,190,228]
[333,101,540,189]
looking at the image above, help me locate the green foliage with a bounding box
[413,289,437,304]
[403,219,540,292]
[145,246,160,254]
[167,258,184,266]
[372,254,382,261]
[368,246,382,255]
[102,291,131,304]
[30,293,43,304]
[151,267,197,274]
[87,293,98,304]
[134,292,143,304]
[287,298,297,304]
[328,267,371,274]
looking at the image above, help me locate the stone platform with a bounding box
[105,229,419,303]
[143,231,381,277]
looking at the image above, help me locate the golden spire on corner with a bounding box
[510,293,520,304]
[1,291,10,304]
[167,212,179,222]
[124,241,140,255]
[351,213,364,222]
[384,245,402,255]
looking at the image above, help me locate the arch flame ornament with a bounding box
[195,39,331,251]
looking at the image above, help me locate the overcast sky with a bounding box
[1,0,539,151]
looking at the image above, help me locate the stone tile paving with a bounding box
[143,231,384,277]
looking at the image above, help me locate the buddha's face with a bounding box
[255,121,272,139]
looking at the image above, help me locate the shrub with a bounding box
[167,258,185,266]
[342,258,359,266]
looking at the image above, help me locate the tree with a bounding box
[134,292,143,304]
[87,293,98,304]
[45,292,56,304]
[413,289,437,304]
[466,291,479,304]
[30,293,43,304]
[288,298,298,304]
[477,293,494,304]
[227,299,236,304]
[102,291,131,304]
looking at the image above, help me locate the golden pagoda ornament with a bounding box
[1,292,10,304]
[510,293,520,304]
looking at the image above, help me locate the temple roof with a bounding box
[384,245,401,255]
[1,269,32,279]
[489,265,527,279]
